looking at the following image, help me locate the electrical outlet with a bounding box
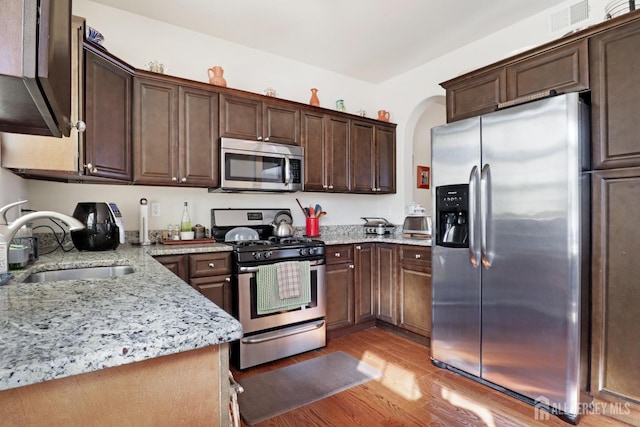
[151,203,161,217]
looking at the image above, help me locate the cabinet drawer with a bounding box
[326,245,354,265]
[398,246,431,269]
[189,252,232,277]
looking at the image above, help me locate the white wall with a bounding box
[4,0,614,230]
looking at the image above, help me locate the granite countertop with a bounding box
[0,242,241,392]
[320,232,432,247]
[0,232,428,392]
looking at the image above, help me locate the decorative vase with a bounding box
[208,66,227,87]
[309,88,320,106]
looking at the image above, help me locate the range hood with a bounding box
[0,0,72,138]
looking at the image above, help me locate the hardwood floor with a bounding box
[231,328,637,427]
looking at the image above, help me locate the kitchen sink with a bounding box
[23,265,134,283]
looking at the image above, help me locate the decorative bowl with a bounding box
[87,26,104,45]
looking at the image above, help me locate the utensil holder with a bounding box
[306,217,319,237]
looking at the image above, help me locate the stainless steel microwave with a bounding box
[215,138,304,192]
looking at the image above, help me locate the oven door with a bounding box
[236,260,326,334]
[219,138,303,192]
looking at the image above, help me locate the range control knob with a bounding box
[299,248,308,256]
[252,251,262,260]
[264,251,272,259]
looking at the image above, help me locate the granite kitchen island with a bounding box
[0,243,241,426]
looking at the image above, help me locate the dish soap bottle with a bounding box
[180,202,191,232]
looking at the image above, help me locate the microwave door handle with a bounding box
[284,156,291,185]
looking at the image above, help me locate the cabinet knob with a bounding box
[72,120,86,132]
[328,185,334,189]
[372,187,376,192]
[181,177,187,183]
[257,136,263,141]
[208,262,215,268]
[356,245,361,250]
[323,184,328,189]
[172,177,178,182]
[415,254,421,259]
[84,163,98,174]
[225,277,231,282]
[334,253,341,257]
[264,137,270,142]
[349,264,355,269]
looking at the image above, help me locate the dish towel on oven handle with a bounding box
[256,261,311,315]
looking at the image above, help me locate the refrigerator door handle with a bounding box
[468,166,481,267]
[481,163,493,268]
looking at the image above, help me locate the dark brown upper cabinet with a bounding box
[133,74,219,187]
[302,110,351,192]
[219,93,300,145]
[442,39,588,123]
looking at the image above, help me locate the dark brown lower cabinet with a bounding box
[374,244,397,325]
[325,245,355,333]
[154,254,188,282]
[591,168,640,409]
[155,252,232,315]
[397,246,432,338]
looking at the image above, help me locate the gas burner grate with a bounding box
[234,240,273,248]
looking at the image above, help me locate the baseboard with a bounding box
[375,320,430,347]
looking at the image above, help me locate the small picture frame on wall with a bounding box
[417,166,430,189]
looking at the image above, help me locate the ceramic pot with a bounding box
[208,66,227,87]
[309,88,320,106]
[377,110,390,122]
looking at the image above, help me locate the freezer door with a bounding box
[430,117,482,377]
[480,93,586,415]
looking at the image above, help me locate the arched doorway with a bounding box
[404,95,446,215]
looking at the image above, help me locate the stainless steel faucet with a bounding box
[0,201,85,274]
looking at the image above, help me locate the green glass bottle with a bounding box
[180,202,191,232]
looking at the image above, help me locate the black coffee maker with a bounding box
[435,185,469,248]
[71,202,121,251]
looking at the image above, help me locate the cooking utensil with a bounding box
[309,206,315,217]
[296,198,309,217]
[314,204,322,215]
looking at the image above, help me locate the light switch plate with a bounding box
[151,203,161,217]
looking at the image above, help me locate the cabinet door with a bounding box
[506,39,589,101]
[326,115,351,192]
[397,246,432,338]
[375,244,396,324]
[84,47,133,181]
[133,77,179,184]
[354,243,375,324]
[351,120,376,193]
[263,100,300,145]
[301,109,326,191]
[443,68,506,123]
[590,18,640,169]
[326,262,355,331]
[375,124,396,194]
[154,254,188,282]
[591,168,640,405]
[179,85,219,187]
[190,276,232,314]
[219,93,261,140]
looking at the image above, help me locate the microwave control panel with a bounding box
[290,159,302,183]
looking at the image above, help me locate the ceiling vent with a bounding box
[548,0,593,35]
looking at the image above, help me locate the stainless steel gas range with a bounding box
[211,208,326,370]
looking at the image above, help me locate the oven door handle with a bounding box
[241,320,325,344]
[238,259,325,273]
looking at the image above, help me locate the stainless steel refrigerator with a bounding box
[430,92,590,423]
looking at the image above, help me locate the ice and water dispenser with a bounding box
[435,184,469,247]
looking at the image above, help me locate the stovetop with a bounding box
[211,208,326,264]
[231,237,325,264]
